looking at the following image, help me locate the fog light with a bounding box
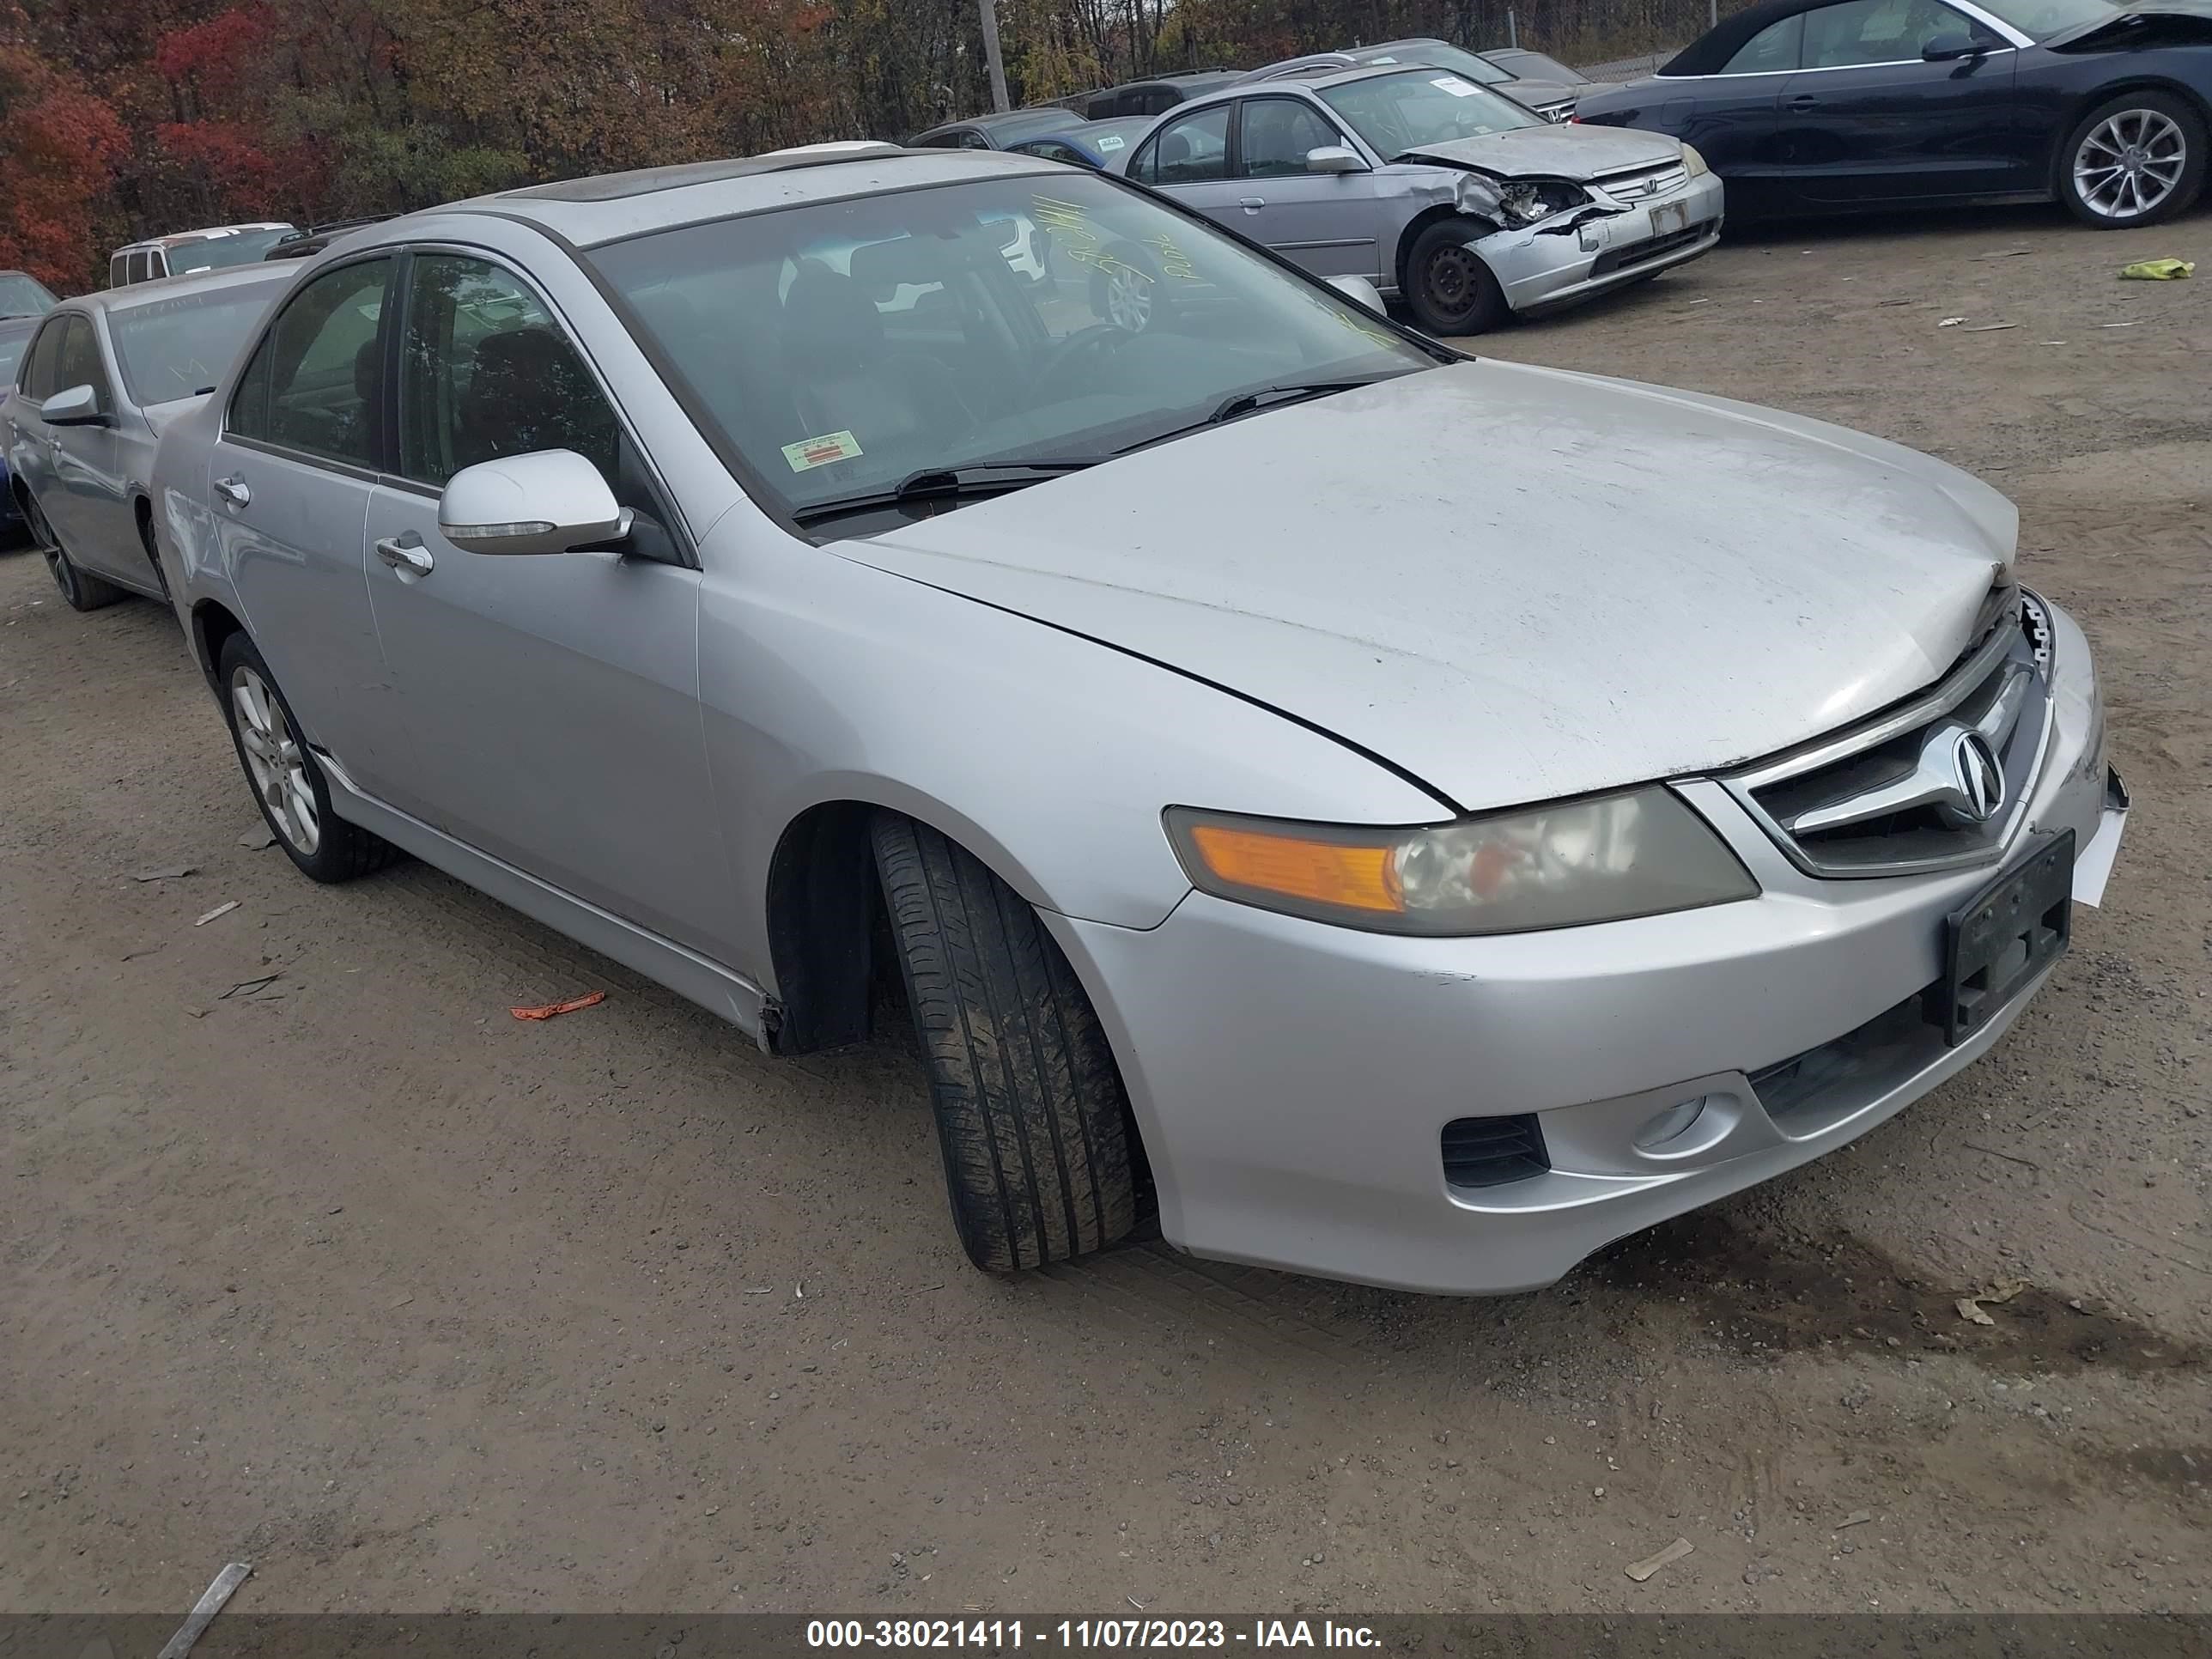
[1635,1096,1709,1152]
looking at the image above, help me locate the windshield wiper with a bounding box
[1120,379,1383,456]
[792,459,1100,528]
[1206,380,1376,426]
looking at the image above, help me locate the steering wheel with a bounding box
[1033,324,1134,399]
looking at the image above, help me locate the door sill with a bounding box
[317,752,770,1044]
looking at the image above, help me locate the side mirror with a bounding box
[1325,275,1388,315]
[1305,145,1367,174]
[40,383,106,427]
[1922,32,1984,60]
[438,448,630,556]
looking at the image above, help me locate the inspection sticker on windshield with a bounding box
[782,430,863,472]
[1431,76,1480,96]
[1097,133,1126,151]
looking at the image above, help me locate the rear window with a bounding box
[0,271,58,317]
[110,280,287,405]
[163,229,295,276]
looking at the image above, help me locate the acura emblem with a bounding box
[1951,731,2004,823]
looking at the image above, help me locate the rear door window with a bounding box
[228,257,392,469]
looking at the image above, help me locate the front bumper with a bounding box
[1051,599,2123,1294]
[1484,171,1725,316]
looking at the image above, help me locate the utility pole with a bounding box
[979,0,1011,112]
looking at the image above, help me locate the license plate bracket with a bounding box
[1649,200,1690,237]
[1931,830,2074,1046]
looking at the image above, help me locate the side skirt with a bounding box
[318,753,771,1044]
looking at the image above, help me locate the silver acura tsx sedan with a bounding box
[152,142,2125,1294]
[6,264,293,611]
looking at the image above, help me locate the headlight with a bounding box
[1680,143,1710,178]
[1164,789,1759,937]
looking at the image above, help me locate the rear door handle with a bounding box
[1237,195,1266,212]
[374,532,434,576]
[213,475,250,508]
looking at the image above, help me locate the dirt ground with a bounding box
[3,202,2209,1620]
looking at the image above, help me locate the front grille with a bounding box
[1590,223,1706,277]
[1595,160,1689,199]
[1723,585,2052,878]
[1441,1115,1550,1188]
[1540,102,1576,123]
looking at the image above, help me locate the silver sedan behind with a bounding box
[5,264,294,611]
[153,143,2120,1295]
[1104,65,1723,333]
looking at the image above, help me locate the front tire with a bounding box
[871,813,1138,1272]
[26,494,121,612]
[217,632,399,884]
[1404,218,1510,336]
[2057,91,2205,228]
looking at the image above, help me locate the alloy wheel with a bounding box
[231,665,321,855]
[2073,109,2187,220]
[1104,269,1153,332]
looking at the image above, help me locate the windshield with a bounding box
[1322,69,1543,157]
[166,228,295,275]
[110,281,285,405]
[1356,44,1514,84]
[0,273,58,318]
[1975,0,2116,36]
[586,172,1433,527]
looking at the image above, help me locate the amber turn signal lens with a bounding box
[1187,823,1404,914]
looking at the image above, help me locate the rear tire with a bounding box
[1404,218,1510,336]
[216,632,401,884]
[27,494,121,612]
[2057,90,2205,228]
[871,813,1138,1272]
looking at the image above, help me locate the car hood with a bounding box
[839,362,2017,815]
[1401,122,1684,179]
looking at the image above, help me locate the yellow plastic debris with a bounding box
[2118,258,2193,280]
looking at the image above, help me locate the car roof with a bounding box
[406,144,1066,249]
[1186,61,1458,106]
[1657,0,1838,74]
[908,108,1085,143]
[80,262,295,314]
[112,222,295,255]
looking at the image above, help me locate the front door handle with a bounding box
[1786,94,1819,111]
[374,532,434,576]
[1237,195,1266,212]
[213,474,250,509]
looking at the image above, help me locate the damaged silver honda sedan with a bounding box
[1115,64,1723,333]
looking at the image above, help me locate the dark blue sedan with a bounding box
[1574,0,2210,227]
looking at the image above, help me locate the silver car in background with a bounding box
[1239,37,1613,121]
[155,143,2122,1295]
[1109,65,1723,333]
[6,264,294,611]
